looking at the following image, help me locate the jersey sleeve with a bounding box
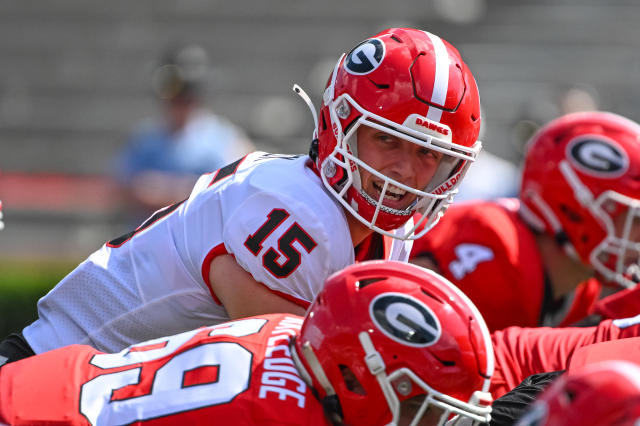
[0,344,97,426]
[221,190,351,307]
[490,313,640,398]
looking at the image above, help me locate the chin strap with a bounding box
[299,341,337,397]
[293,339,345,425]
[358,331,400,426]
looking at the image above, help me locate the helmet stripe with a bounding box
[423,31,450,123]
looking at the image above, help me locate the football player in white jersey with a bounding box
[0,28,483,364]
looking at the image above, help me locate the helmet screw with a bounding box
[336,100,351,119]
[395,379,412,396]
[324,160,337,178]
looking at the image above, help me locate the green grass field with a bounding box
[0,260,75,338]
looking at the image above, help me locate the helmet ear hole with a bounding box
[339,364,367,396]
[321,110,328,131]
[559,204,584,223]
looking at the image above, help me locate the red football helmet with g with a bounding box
[291,260,494,425]
[516,361,640,426]
[519,112,640,288]
[296,28,482,240]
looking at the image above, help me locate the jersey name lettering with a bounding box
[258,316,307,407]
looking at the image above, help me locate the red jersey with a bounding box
[0,314,328,426]
[490,313,640,398]
[410,198,600,330]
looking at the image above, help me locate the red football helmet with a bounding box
[291,260,493,425]
[516,361,640,426]
[295,28,482,240]
[519,111,640,288]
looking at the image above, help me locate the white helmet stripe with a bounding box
[423,31,450,123]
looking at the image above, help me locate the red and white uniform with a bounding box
[410,198,600,331]
[1,315,328,426]
[491,313,640,398]
[23,153,412,354]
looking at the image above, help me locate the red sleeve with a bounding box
[411,200,545,331]
[490,314,640,398]
[0,344,97,425]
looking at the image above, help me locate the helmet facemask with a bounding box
[590,191,640,288]
[357,331,493,426]
[321,90,480,241]
[554,160,640,288]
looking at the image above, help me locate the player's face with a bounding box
[596,199,640,284]
[399,396,446,425]
[357,125,443,211]
[612,205,640,278]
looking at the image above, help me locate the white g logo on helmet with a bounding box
[370,293,441,347]
[567,136,629,177]
[344,38,385,75]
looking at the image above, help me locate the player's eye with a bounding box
[377,133,397,144]
[419,147,442,161]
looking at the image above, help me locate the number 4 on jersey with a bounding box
[244,208,317,279]
[449,243,494,280]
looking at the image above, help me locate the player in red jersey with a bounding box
[490,313,640,398]
[489,337,640,425]
[0,27,485,366]
[504,337,640,426]
[0,261,495,426]
[411,111,640,331]
[4,260,640,425]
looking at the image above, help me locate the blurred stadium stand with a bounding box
[1,0,640,261]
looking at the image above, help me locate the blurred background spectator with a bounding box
[115,44,253,221]
[1,0,640,336]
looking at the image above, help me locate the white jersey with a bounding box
[24,153,413,354]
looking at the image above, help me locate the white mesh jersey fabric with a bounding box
[24,153,411,354]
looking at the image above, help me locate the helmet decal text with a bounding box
[567,136,629,177]
[370,293,441,347]
[344,38,385,75]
